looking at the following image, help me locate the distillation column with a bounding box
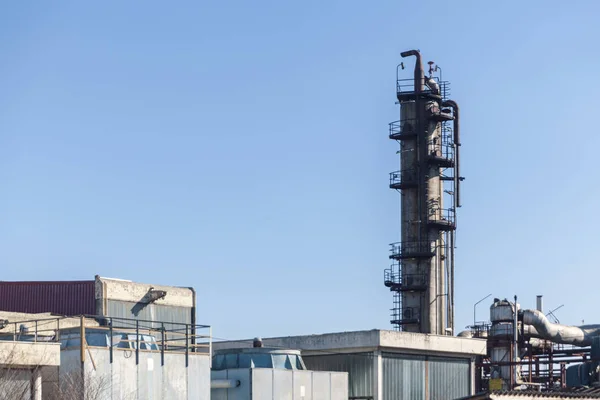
[385,49,461,335]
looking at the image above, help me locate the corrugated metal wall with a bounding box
[106,300,192,329]
[0,281,95,315]
[382,352,470,400]
[303,353,373,398]
[383,353,426,400]
[428,356,470,399]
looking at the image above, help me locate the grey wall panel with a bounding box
[252,369,274,400]
[60,348,209,399]
[382,353,426,400]
[273,369,293,400]
[105,300,192,329]
[188,354,210,400]
[330,372,349,400]
[303,353,372,398]
[428,357,470,400]
[312,371,329,399]
[292,370,312,400]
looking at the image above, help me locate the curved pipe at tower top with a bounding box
[400,50,424,93]
[522,309,600,347]
[441,100,461,207]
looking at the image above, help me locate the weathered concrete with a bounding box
[213,329,487,358]
[95,276,194,311]
[0,341,60,367]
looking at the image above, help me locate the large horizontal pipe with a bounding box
[522,309,600,347]
[211,379,241,389]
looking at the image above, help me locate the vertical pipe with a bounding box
[185,324,189,368]
[536,296,543,312]
[549,346,554,385]
[441,100,461,207]
[109,319,113,364]
[208,326,213,367]
[450,231,455,334]
[80,316,86,364]
[161,323,165,366]
[513,296,519,388]
[529,344,533,383]
[80,316,86,391]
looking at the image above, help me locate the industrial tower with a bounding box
[384,50,462,335]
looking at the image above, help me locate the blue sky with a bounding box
[1,0,599,340]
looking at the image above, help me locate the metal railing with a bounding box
[384,269,427,291]
[391,306,421,326]
[389,169,417,189]
[389,119,418,139]
[396,77,450,100]
[428,207,456,227]
[0,315,212,367]
[389,240,435,259]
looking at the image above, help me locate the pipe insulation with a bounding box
[522,309,600,347]
[211,379,241,389]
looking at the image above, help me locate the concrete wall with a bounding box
[58,348,210,400]
[0,342,60,368]
[95,277,194,309]
[212,330,486,358]
[94,277,195,328]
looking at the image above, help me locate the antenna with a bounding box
[546,304,564,324]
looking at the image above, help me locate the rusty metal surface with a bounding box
[0,280,95,315]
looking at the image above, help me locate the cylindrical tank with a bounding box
[489,299,522,389]
[490,322,515,339]
[490,300,519,323]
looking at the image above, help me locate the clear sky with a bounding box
[1,0,599,340]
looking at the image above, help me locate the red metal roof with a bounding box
[0,280,96,316]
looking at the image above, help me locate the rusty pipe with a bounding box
[442,100,461,207]
[400,50,424,93]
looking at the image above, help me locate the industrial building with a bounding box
[463,295,600,394]
[0,275,197,327]
[0,277,210,399]
[212,329,486,400]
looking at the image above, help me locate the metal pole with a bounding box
[474,294,492,326]
[135,320,139,365]
[185,324,189,367]
[109,318,113,364]
[161,323,165,366]
[513,295,519,388]
[209,326,213,368]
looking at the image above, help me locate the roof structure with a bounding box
[460,388,600,400]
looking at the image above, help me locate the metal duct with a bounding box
[522,309,600,347]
